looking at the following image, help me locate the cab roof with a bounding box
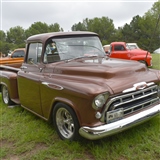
[27,31,98,44]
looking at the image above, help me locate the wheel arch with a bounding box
[48,98,81,126]
[0,71,19,100]
[138,60,148,66]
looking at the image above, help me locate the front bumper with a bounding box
[79,104,160,140]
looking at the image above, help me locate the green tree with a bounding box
[71,17,116,45]
[6,26,26,48]
[120,16,144,43]
[0,30,6,41]
[25,21,63,38]
[0,30,7,54]
[143,0,160,51]
[71,22,87,31]
[49,23,63,32]
[25,22,49,38]
[119,0,160,52]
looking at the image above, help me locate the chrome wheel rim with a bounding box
[2,85,9,104]
[56,108,75,139]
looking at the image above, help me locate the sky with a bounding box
[0,0,157,32]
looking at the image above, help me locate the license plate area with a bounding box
[106,108,124,123]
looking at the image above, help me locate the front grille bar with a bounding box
[100,85,159,122]
[112,91,158,109]
[123,97,159,115]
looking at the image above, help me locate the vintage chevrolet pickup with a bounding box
[0,31,160,141]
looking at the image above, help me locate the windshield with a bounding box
[44,36,105,63]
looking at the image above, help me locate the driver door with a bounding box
[17,43,43,115]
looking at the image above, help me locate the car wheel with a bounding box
[139,60,147,66]
[53,103,80,141]
[1,85,14,105]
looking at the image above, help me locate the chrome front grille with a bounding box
[101,85,159,122]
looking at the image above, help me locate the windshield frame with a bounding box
[43,36,105,63]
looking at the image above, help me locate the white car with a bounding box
[153,48,160,54]
[127,43,140,50]
[103,44,110,53]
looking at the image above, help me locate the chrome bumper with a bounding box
[79,104,160,140]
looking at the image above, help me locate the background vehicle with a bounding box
[153,48,160,54]
[103,44,110,53]
[127,43,140,50]
[109,42,152,66]
[0,48,25,68]
[0,32,160,141]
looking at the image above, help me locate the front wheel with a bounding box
[139,60,147,66]
[1,85,14,105]
[52,103,80,141]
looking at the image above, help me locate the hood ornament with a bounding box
[123,82,154,93]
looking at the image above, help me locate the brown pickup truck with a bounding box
[0,48,25,68]
[0,31,160,141]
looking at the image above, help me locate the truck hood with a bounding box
[48,57,158,94]
[129,49,151,55]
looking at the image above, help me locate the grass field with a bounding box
[0,54,160,160]
[151,53,160,70]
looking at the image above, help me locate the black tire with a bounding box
[1,85,14,105]
[52,103,80,141]
[139,60,147,66]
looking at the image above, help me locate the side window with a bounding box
[44,41,60,63]
[27,43,42,64]
[11,50,25,58]
[114,45,125,51]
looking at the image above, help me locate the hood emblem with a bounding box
[123,82,154,93]
[136,84,147,90]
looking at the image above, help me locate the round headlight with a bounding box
[92,92,109,110]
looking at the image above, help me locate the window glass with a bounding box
[27,43,42,64]
[11,50,25,58]
[114,45,125,51]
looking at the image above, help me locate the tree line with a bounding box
[0,0,159,55]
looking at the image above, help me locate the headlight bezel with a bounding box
[92,92,110,110]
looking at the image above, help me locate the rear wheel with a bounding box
[52,103,80,141]
[1,85,14,105]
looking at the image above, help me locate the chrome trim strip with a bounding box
[113,91,158,109]
[124,98,159,112]
[42,82,63,90]
[79,104,160,140]
[123,82,155,93]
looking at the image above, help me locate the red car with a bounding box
[109,42,152,66]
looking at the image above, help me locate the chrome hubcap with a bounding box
[56,108,74,138]
[2,85,9,104]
